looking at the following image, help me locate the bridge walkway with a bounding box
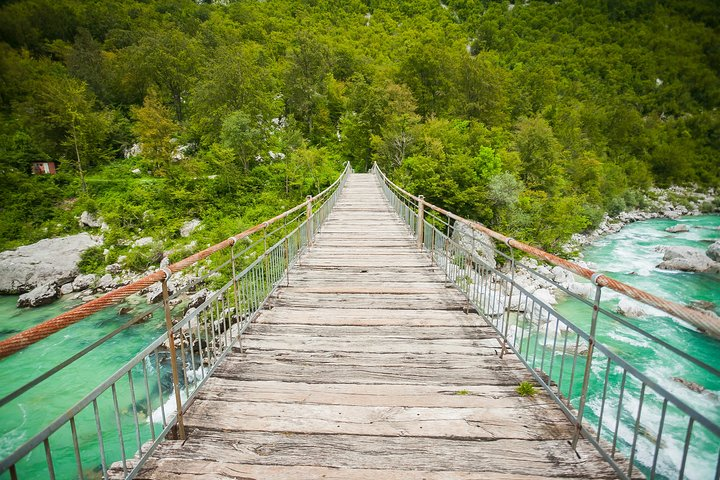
[136,173,617,479]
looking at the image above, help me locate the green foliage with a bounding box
[78,246,106,274]
[0,0,718,259]
[124,243,165,273]
[516,381,538,398]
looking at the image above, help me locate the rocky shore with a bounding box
[450,185,719,322]
[566,186,718,251]
[0,216,206,309]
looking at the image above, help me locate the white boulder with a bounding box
[72,274,96,291]
[0,233,101,294]
[657,246,720,273]
[665,224,689,233]
[79,211,103,228]
[707,241,720,262]
[180,219,202,238]
[616,298,648,318]
[17,284,59,307]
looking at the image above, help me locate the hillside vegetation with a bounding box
[0,0,718,263]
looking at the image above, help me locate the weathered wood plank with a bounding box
[239,335,496,354]
[270,293,469,310]
[256,307,485,326]
[181,400,573,440]
[135,462,594,480]
[215,351,526,386]
[138,432,617,478]
[245,323,496,340]
[194,380,557,409]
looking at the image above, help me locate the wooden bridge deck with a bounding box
[137,174,617,479]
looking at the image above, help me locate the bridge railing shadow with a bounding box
[373,163,719,480]
[0,164,352,480]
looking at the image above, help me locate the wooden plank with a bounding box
[256,307,485,326]
[244,324,496,340]
[194,380,557,409]
[138,431,617,478]
[239,335,495,354]
[134,461,593,480]
[270,293,469,310]
[181,400,574,440]
[215,352,525,386]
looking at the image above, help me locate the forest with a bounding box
[0,0,718,268]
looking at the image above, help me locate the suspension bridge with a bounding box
[0,165,718,480]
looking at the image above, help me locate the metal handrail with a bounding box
[0,162,352,479]
[373,163,720,340]
[0,162,352,359]
[373,163,719,480]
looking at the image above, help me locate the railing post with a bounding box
[228,238,243,351]
[571,273,604,450]
[500,238,516,359]
[416,195,425,250]
[160,269,185,440]
[306,195,313,247]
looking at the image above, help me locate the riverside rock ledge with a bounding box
[0,233,102,294]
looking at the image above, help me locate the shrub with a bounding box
[78,246,106,274]
[516,381,538,397]
[124,242,165,272]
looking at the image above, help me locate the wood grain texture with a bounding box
[130,173,618,479]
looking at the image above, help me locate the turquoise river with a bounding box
[0,214,718,479]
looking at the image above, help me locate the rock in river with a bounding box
[707,241,720,262]
[665,224,689,233]
[656,246,720,273]
[0,233,102,294]
[17,283,59,308]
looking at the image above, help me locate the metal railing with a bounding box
[0,162,351,480]
[373,163,720,480]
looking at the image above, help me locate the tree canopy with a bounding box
[0,0,718,256]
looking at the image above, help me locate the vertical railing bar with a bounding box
[142,358,156,441]
[547,313,561,382]
[92,399,108,479]
[611,370,628,457]
[43,438,55,480]
[153,351,167,427]
[531,305,543,367]
[678,418,694,479]
[69,417,84,480]
[650,399,668,480]
[558,333,569,395]
[596,358,612,442]
[111,384,128,474]
[539,309,551,373]
[127,370,143,455]
[567,335,581,406]
[179,329,190,399]
[627,382,646,478]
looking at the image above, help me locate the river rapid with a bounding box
[554,214,720,479]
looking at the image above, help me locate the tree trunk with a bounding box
[71,120,88,194]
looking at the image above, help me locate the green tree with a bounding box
[131,88,178,175]
[38,75,114,193]
[220,111,264,173]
